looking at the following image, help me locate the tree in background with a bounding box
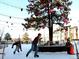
[22,0,72,45]
[4,33,12,46]
[22,33,30,43]
[4,33,12,41]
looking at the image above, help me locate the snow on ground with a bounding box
[2,44,77,59]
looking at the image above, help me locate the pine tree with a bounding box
[22,0,72,44]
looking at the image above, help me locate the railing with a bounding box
[72,39,79,59]
[0,42,6,59]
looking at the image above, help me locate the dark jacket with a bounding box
[12,41,20,48]
[32,36,39,44]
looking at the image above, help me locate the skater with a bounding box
[26,33,42,57]
[12,38,22,54]
[18,38,22,51]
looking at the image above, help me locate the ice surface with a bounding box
[0,44,77,59]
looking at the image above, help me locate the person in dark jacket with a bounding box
[66,38,72,54]
[26,33,42,57]
[12,39,22,54]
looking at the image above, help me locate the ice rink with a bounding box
[0,44,76,59]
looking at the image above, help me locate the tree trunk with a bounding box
[49,13,54,45]
[48,1,53,45]
[49,25,53,45]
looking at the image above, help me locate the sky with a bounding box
[0,0,30,38]
[0,0,79,39]
[69,0,79,26]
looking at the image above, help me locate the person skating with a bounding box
[26,33,42,57]
[12,39,22,54]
